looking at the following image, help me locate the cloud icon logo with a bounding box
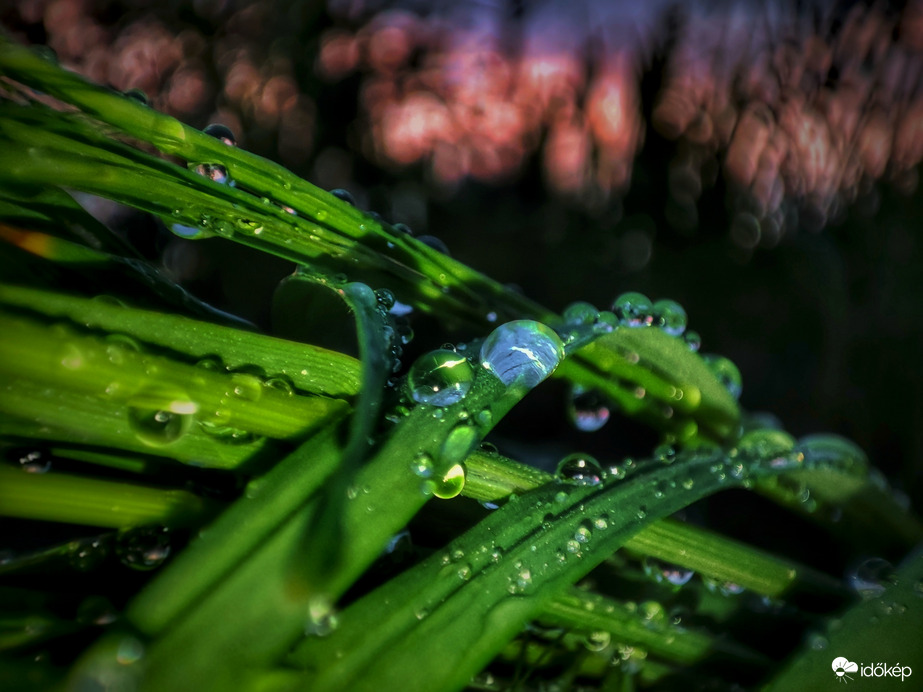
[832,657,858,682]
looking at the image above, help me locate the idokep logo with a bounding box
[831,657,913,683]
[833,658,858,683]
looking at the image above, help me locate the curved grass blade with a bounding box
[286,442,867,692]
[0,282,360,399]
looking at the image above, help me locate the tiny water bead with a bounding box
[642,556,694,588]
[406,349,474,407]
[702,354,743,400]
[330,188,356,206]
[556,454,604,486]
[683,330,702,352]
[203,123,237,146]
[480,320,565,390]
[651,299,688,336]
[612,291,653,327]
[411,452,435,478]
[115,527,171,571]
[127,407,190,447]
[567,385,611,432]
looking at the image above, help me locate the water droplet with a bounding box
[654,444,676,464]
[639,601,667,628]
[305,597,339,636]
[10,448,52,473]
[411,452,435,478]
[128,408,190,446]
[203,123,236,146]
[849,558,896,598]
[703,577,745,596]
[122,88,147,105]
[426,463,466,499]
[556,453,604,486]
[480,320,564,389]
[115,527,171,571]
[584,630,611,652]
[418,235,451,256]
[574,525,592,544]
[563,301,599,327]
[702,354,743,400]
[393,222,414,236]
[441,423,478,466]
[265,376,295,396]
[643,557,694,588]
[330,188,356,206]
[67,537,110,571]
[229,373,263,402]
[611,292,653,327]
[651,299,688,336]
[116,636,145,665]
[567,385,611,432]
[194,163,229,184]
[76,595,118,625]
[683,330,702,352]
[406,349,474,406]
[737,428,796,462]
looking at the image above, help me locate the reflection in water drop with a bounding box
[406,349,474,406]
[480,320,564,389]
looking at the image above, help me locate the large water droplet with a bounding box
[612,292,653,327]
[567,385,611,432]
[480,320,564,389]
[556,453,604,486]
[128,408,190,447]
[406,349,474,406]
[115,527,171,571]
[702,354,742,400]
[651,299,688,336]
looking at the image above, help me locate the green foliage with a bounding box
[0,37,920,691]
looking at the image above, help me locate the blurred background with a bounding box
[2,0,922,516]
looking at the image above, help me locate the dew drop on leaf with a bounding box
[480,320,564,389]
[848,558,896,598]
[203,123,237,146]
[611,291,653,327]
[567,385,611,432]
[194,163,229,184]
[683,330,702,352]
[128,407,190,447]
[643,556,694,588]
[330,188,356,206]
[115,527,171,571]
[702,354,743,400]
[651,298,688,336]
[406,349,474,406]
[556,453,604,486]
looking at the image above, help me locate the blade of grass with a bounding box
[0,464,212,528]
[285,441,864,692]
